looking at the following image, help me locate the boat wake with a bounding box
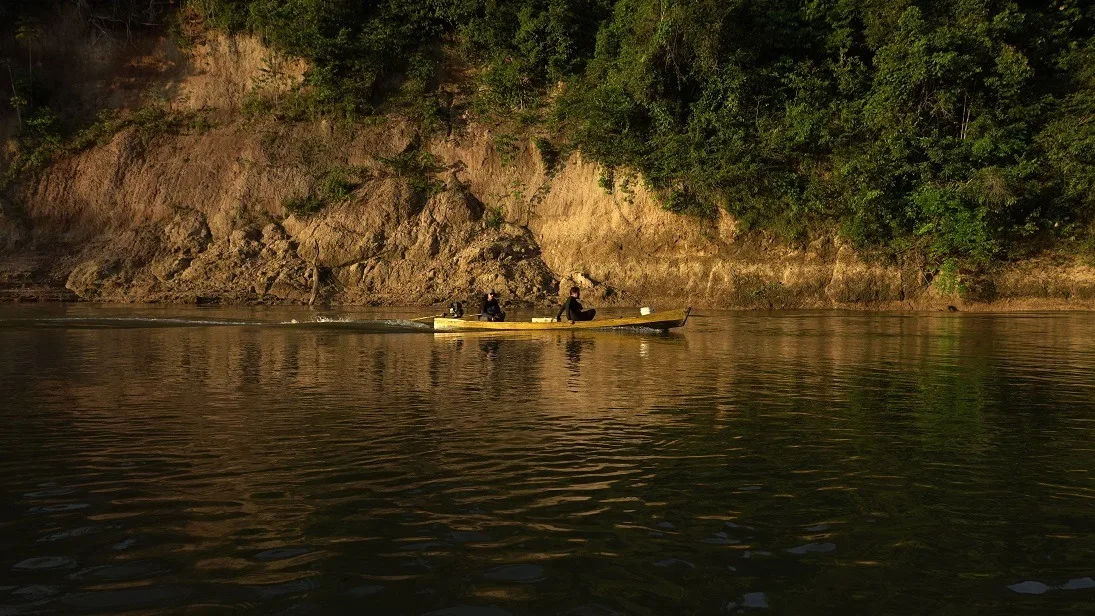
[2,316,264,328]
[278,317,433,332]
[0,314,434,332]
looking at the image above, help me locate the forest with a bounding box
[4,0,1095,265]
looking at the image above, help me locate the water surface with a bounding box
[2,305,1094,614]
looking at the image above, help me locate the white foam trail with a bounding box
[28,317,261,326]
[278,317,433,330]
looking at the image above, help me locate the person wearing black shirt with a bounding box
[556,286,596,322]
[479,290,506,322]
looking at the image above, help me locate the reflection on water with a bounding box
[2,305,1095,614]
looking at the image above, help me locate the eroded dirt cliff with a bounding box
[3,31,1095,310]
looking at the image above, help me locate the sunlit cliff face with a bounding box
[5,22,1095,309]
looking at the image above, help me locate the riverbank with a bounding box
[3,30,1095,311]
[5,113,1095,311]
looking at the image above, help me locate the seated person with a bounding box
[556,286,596,322]
[479,290,506,322]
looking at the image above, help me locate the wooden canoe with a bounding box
[432,307,691,332]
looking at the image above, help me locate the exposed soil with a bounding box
[3,30,1095,311]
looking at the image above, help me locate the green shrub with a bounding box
[534,137,559,174]
[661,189,716,219]
[282,166,362,217]
[283,194,325,216]
[241,92,275,119]
[933,258,965,297]
[319,168,355,200]
[598,167,614,193]
[378,149,443,196]
[187,0,250,31]
[484,206,505,230]
[619,172,638,204]
[493,133,519,167]
[481,61,536,112]
[912,187,999,264]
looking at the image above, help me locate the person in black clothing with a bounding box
[479,290,506,322]
[556,286,596,322]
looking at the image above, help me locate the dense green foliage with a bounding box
[558,0,1095,259]
[6,1,1095,263]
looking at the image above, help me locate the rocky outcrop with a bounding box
[64,211,314,304]
[42,153,559,306]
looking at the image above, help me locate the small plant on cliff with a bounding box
[2,106,63,186]
[732,275,795,310]
[241,92,274,120]
[620,172,638,205]
[76,102,209,152]
[598,167,615,194]
[534,137,559,175]
[130,103,178,143]
[242,85,324,123]
[378,148,443,197]
[494,133,519,167]
[3,101,217,191]
[662,188,716,219]
[283,194,325,217]
[485,206,505,230]
[320,167,357,201]
[282,166,363,217]
[255,51,294,107]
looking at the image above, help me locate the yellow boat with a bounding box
[432,307,691,332]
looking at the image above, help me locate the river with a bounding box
[2,305,1094,614]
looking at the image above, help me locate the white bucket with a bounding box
[640,306,652,316]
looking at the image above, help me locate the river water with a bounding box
[1,305,1094,615]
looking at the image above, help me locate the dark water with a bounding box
[2,305,1095,615]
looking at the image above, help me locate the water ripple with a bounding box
[1,308,1094,613]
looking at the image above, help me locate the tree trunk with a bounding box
[6,64,20,126]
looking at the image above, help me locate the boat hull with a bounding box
[432,308,691,332]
